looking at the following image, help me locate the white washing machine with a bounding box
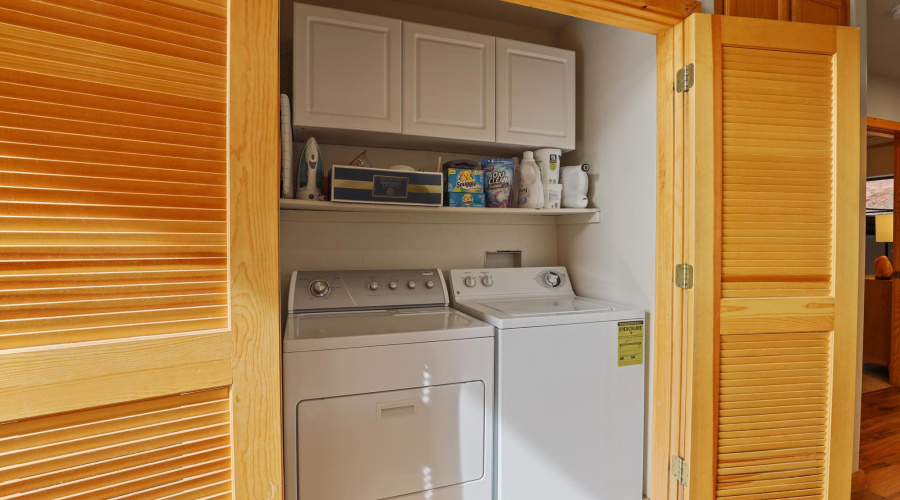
[449,267,645,500]
[283,269,494,500]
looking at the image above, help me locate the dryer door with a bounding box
[296,381,485,499]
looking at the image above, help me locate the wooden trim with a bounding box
[868,116,900,135]
[851,469,868,494]
[0,332,230,422]
[891,135,900,387]
[498,0,700,35]
[715,0,791,19]
[719,15,837,53]
[684,13,716,500]
[685,15,712,500]
[228,0,283,498]
[780,0,793,20]
[651,22,678,500]
[710,14,723,494]
[670,21,687,500]
[827,25,861,500]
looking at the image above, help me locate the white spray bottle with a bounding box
[517,151,543,209]
[297,137,323,201]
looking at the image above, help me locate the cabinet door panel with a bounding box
[403,23,495,142]
[496,39,575,150]
[792,0,849,25]
[294,4,402,132]
[683,14,858,500]
[716,0,790,20]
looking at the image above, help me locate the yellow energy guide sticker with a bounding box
[618,321,644,367]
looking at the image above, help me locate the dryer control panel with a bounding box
[288,269,448,313]
[450,267,573,299]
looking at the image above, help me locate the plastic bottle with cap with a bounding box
[517,152,544,209]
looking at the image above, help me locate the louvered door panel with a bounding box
[0,389,231,499]
[721,46,834,299]
[717,40,838,500]
[0,0,282,497]
[684,15,859,500]
[0,0,228,349]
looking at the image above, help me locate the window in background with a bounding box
[867,175,893,214]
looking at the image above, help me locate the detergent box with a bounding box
[446,192,485,208]
[444,168,484,193]
[481,158,516,208]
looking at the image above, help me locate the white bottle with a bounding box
[534,148,561,184]
[518,152,544,209]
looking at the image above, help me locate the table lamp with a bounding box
[876,213,893,258]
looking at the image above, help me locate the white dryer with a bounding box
[283,269,494,500]
[450,267,645,500]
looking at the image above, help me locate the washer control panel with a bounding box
[289,269,448,313]
[450,267,573,298]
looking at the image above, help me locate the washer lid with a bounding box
[283,307,493,352]
[453,297,644,329]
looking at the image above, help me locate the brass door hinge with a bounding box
[672,455,690,486]
[676,63,694,93]
[675,264,693,289]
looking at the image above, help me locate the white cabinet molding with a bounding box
[293,4,402,133]
[496,39,575,150]
[403,23,496,142]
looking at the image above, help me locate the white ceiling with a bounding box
[868,0,900,79]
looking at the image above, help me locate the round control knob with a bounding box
[544,271,562,288]
[309,280,330,297]
[368,282,379,291]
[388,281,399,290]
[464,276,477,288]
[425,280,435,289]
[407,280,417,289]
[482,276,494,287]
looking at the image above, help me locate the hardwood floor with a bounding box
[855,387,900,500]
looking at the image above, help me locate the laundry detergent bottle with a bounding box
[518,151,543,209]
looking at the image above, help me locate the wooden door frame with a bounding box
[866,117,900,387]
[651,19,687,500]
[499,0,700,34]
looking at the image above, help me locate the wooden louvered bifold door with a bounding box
[683,14,859,500]
[0,0,281,498]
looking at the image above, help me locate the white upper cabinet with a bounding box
[402,23,495,142]
[293,4,402,133]
[496,39,575,150]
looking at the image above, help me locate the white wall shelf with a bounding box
[279,199,600,225]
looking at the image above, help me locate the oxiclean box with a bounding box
[331,166,443,206]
